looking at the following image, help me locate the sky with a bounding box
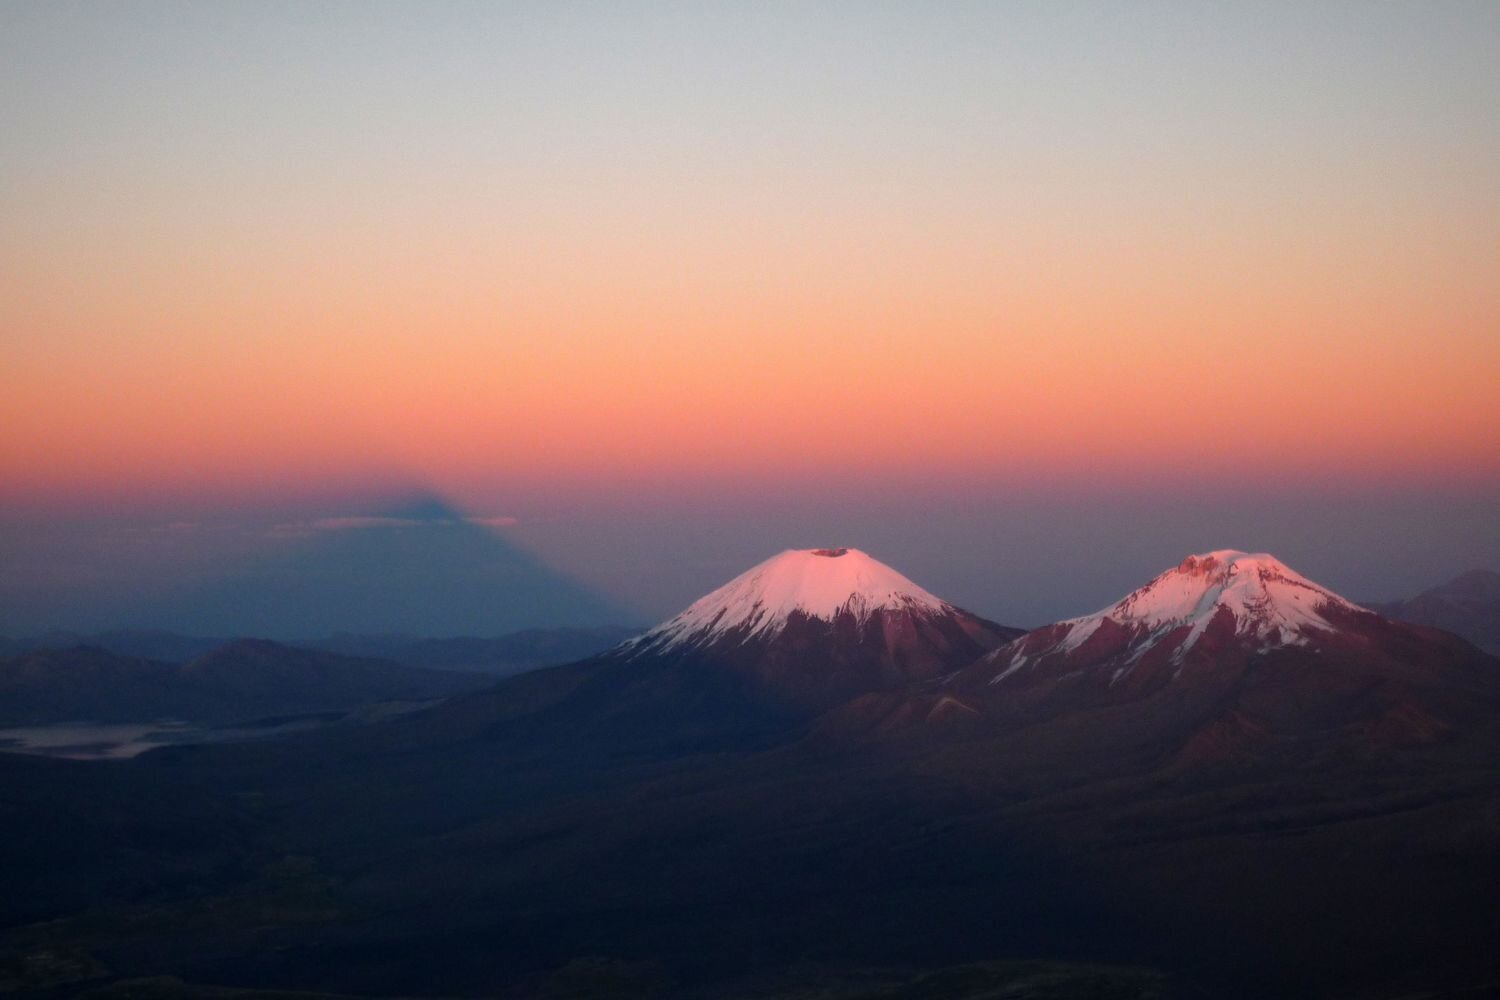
[2,2,1498,636]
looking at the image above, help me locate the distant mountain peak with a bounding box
[1436,568,1500,600]
[1364,567,1500,655]
[625,548,953,655]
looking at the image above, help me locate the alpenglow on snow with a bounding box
[622,547,960,655]
[981,550,1370,686]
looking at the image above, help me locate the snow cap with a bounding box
[631,548,951,652]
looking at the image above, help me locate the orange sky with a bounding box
[3,3,1499,507]
[5,211,1496,503]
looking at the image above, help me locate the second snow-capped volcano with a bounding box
[615,548,1020,711]
[970,550,1375,695]
[947,549,1500,747]
[1038,549,1367,664]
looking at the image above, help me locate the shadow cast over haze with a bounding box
[134,496,629,639]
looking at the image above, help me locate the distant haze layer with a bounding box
[2,486,1496,640]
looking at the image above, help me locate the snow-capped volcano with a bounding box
[612,548,1021,712]
[1052,550,1367,663]
[961,550,1386,697]
[625,548,955,654]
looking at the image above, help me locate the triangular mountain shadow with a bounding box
[133,496,629,638]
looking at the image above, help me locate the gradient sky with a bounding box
[2,2,1498,635]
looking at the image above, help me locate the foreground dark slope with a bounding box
[4,551,1500,998]
[15,671,1498,999]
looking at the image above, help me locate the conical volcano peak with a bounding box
[610,548,1020,707]
[676,547,948,629]
[623,548,957,655]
